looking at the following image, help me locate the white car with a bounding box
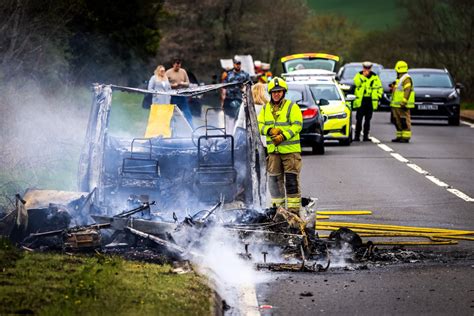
[283,70,355,145]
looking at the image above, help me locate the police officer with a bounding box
[258,77,303,215]
[353,61,383,141]
[390,60,415,143]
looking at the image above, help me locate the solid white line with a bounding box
[378,144,393,152]
[461,121,474,128]
[425,175,449,188]
[447,188,474,202]
[240,283,260,316]
[407,163,429,175]
[390,153,409,163]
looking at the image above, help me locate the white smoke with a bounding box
[189,224,271,314]
[0,80,89,198]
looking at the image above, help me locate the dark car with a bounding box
[286,82,326,154]
[378,69,397,110]
[336,62,384,94]
[393,68,462,126]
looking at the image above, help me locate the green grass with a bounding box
[461,102,474,110]
[0,238,212,315]
[307,0,404,31]
[109,91,150,138]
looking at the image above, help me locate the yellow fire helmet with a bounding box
[395,60,409,73]
[267,77,288,93]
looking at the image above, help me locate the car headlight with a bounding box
[448,90,458,100]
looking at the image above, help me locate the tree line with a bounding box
[0,0,472,98]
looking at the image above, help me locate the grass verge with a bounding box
[0,238,211,315]
[461,102,474,110]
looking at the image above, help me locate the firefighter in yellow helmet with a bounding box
[258,77,303,216]
[390,61,415,143]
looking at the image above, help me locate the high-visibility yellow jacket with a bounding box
[390,73,415,108]
[353,71,383,110]
[258,99,302,154]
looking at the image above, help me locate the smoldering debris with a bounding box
[0,190,431,270]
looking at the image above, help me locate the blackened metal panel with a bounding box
[244,83,267,209]
[77,84,112,203]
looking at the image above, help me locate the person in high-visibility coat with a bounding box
[257,77,303,214]
[353,61,383,141]
[390,60,415,143]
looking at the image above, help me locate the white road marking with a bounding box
[370,136,381,144]
[390,153,409,163]
[425,175,449,187]
[407,163,429,175]
[461,120,474,128]
[240,283,260,316]
[447,188,474,202]
[371,135,473,202]
[378,144,393,152]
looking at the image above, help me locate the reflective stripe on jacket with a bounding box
[258,99,302,154]
[390,73,415,108]
[353,71,383,110]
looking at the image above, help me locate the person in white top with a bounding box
[148,65,171,104]
[252,82,269,148]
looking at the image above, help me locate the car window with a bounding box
[308,84,341,102]
[286,59,336,72]
[410,73,454,88]
[342,66,362,79]
[379,70,397,84]
[286,89,304,103]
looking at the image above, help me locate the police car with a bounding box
[283,69,355,145]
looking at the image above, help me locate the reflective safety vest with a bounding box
[258,99,302,154]
[353,72,383,110]
[390,73,415,108]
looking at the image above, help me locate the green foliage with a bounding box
[461,102,474,110]
[0,0,165,88]
[306,0,403,31]
[0,251,211,315]
[351,0,474,99]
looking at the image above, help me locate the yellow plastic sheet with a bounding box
[144,104,174,138]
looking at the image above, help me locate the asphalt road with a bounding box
[253,112,474,315]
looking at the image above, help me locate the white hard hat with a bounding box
[362,61,373,68]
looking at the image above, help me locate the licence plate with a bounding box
[418,104,438,110]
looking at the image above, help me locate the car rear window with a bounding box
[410,73,454,88]
[309,84,341,102]
[286,89,304,103]
[285,59,336,72]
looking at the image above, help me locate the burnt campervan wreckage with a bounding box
[4,81,333,268]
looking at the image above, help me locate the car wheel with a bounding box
[448,115,460,126]
[312,142,325,155]
[339,126,353,146]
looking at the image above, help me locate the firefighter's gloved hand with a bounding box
[269,127,282,136]
[400,99,407,108]
[271,134,285,145]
